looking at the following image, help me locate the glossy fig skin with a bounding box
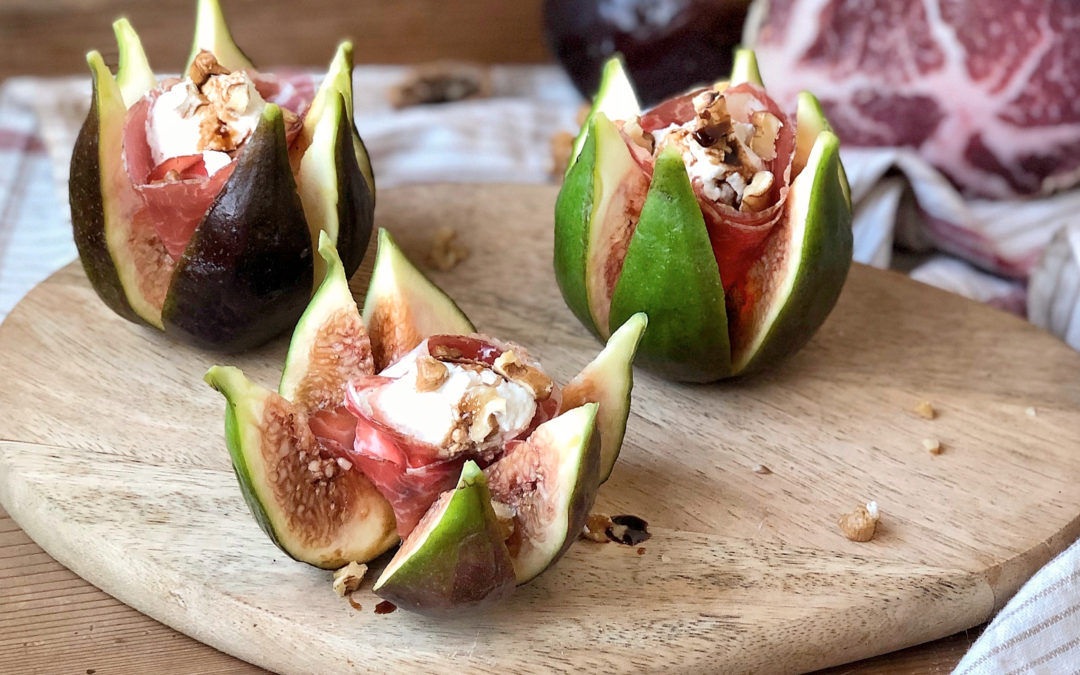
[372,462,516,614]
[325,93,374,279]
[69,61,139,324]
[163,106,313,352]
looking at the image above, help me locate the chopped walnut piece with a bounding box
[581,514,613,543]
[492,350,553,401]
[188,50,230,87]
[461,387,507,444]
[427,226,469,272]
[390,61,492,108]
[914,400,936,419]
[752,464,772,475]
[621,116,655,153]
[333,561,368,597]
[741,170,774,212]
[429,344,463,361]
[838,501,879,542]
[922,438,943,455]
[414,355,449,392]
[1025,406,1038,418]
[749,111,781,161]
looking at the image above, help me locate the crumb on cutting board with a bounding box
[838,501,879,542]
[914,400,936,419]
[428,225,469,271]
[333,561,367,597]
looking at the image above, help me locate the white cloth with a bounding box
[1,65,1080,672]
[955,539,1080,674]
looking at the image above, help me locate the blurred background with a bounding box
[0,0,1077,348]
[0,0,550,77]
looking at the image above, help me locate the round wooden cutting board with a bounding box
[2,184,1080,674]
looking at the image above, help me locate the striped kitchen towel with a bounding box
[954,538,1080,674]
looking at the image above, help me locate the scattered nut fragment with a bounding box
[740,170,774,213]
[429,343,463,361]
[390,61,492,108]
[922,438,943,455]
[427,226,469,272]
[414,355,449,392]
[914,400,936,419]
[188,49,230,86]
[1026,407,1038,418]
[346,594,363,611]
[493,350,554,401]
[550,131,576,179]
[838,501,879,542]
[748,110,781,161]
[333,561,368,597]
[581,513,613,543]
[660,553,671,563]
[461,387,506,443]
[752,464,772,475]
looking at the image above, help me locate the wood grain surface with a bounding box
[2,184,1080,674]
[0,0,549,80]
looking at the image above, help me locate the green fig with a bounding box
[555,48,853,381]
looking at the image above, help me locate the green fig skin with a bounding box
[553,123,598,338]
[69,55,140,325]
[373,462,516,614]
[608,147,731,382]
[553,50,853,382]
[163,105,313,352]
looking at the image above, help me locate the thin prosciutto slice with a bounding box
[632,83,797,294]
[339,335,560,537]
[122,74,307,260]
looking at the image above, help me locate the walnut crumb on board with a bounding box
[838,502,879,542]
[582,514,612,542]
[914,400,936,419]
[1026,406,1038,418]
[428,226,469,271]
[922,438,943,455]
[752,464,772,475]
[390,61,492,108]
[333,561,367,597]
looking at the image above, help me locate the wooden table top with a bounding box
[1,506,977,673]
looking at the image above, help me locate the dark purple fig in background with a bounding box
[543,0,752,105]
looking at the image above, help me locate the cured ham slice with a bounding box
[121,74,307,260]
[745,0,1080,199]
[624,83,797,293]
[337,336,560,537]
